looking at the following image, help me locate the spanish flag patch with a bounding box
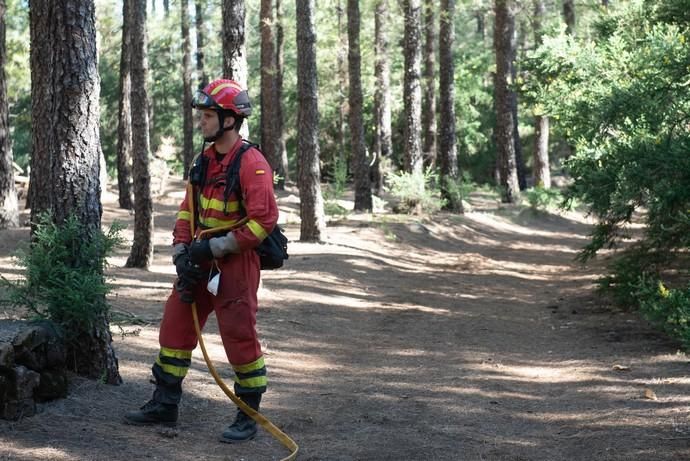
[255,169,265,175]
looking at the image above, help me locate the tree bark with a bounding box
[494,0,520,203]
[511,21,526,191]
[181,0,194,178]
[116,0,134,209]
[475,10,485,41]
[403,0,423,174]
[563,0,575,35]
[336,0,348,174]
[275,0,288,187]
[222,0,247,83]
[222,0,248,138]
[29,0,120,384]
[126,0,154,268]
[422,0,437,168]
[195,0,208,89]
[532,0,551,188]
[0,0,17,228]
[439,0,462,212]
[373,0,392,196]
[296,0,326,241]
[347,0,371,211]
[260,0,279,175]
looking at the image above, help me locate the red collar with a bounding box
[205,138,244,168]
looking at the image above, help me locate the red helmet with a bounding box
[191,79,252,117]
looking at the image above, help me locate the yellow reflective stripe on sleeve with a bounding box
[247,219,269,241]
[155,357,189,378]
[199,215,239,229]
[199,195,240,213]
[232,356,265,374]
[160,347,193,360]
[177,210,192,222]
[233,375,268,388]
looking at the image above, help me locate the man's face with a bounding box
[199,109,219,139]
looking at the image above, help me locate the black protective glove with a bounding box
[175,248,206,286]
[189,239,214,264]
[175,278,196,304]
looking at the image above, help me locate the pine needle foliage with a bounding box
[1,213,124,345]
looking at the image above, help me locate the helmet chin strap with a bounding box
[203,111,236,142]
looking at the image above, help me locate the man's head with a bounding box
[191,79,252,142]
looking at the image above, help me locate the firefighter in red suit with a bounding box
[124,79,279,444]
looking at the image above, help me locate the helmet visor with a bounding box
[191,91,220,110]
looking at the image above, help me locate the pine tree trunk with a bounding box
[533,0,551,188]
[494,0,520,203]
[439,0,462,212]
[347,0,371,211]
[222,0,247,83]
[116,0,134,210]
[403,0,423,174]
[181,0,194,178]
[534,115,551,188]
[261,0,279,173]
[195,0,208,89]
[563,0,575,35]
[336,0,348,175]
[222,0,248,138]
[511,21,526,190]
[475,10,485,41]
[0,0,17,229]
[275,0,288,187]
[373,0,392,196]
[296,0,326,241]
[422,0,437,168]
[29,0,120,385]
[126,0,154,269]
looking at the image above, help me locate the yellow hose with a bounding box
[186,182,299,460]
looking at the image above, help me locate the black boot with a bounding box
[123,399,178,427]
[220,393,262,443]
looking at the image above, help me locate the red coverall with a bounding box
[152,138,278,404]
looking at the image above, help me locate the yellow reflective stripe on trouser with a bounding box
[199,195,240,213]
[247,219,268,241]
[160,347,192,360]
[177,210,192,222]
[156,347,192,378]
[233,375,268,389]
[233,356,265,374]
[155,357,189,378]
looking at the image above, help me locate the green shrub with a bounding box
[1,214,124,345]
[636,277,690,348]
[386,168,445,214]
[441,172,475,210]
[524,187,564,211]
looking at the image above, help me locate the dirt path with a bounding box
[1,181,689,461]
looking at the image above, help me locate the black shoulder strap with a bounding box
[223,141,259,215]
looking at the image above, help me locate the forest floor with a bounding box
[1,178,690,461]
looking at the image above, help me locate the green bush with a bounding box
[386,168,445,214]
[523,2,690,263]
[636,277,690,348]
[524,187,564,211]
[441,172,475,211]
[1,214,124,345]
